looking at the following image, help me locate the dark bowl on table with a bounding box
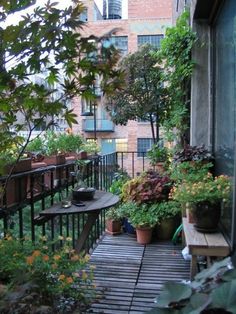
[72,187,96,201]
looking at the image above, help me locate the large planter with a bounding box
[43,154,66,165]
[106,219,122,235]
[136,227,153,244]
[156,216,179,241]
[192,201,221,233]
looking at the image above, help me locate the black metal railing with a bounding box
[0,152,150,252]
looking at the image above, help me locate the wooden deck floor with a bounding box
[86,234,190,314]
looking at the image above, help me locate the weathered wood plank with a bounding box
[87,234,190,313]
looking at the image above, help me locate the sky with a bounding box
[3,0,128,26]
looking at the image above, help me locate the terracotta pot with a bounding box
[136,227,153,244]
[5,158,32,174]
[43,154,66,165]
[77,151,88,160]
[192,201,221,233]
[106,219,122,235]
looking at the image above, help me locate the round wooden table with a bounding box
[39,190,119,252]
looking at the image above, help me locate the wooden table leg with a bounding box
[190,255,198,280]
[75,210,100,253]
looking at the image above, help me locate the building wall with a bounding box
[73,0,172,175]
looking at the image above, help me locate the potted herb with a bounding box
[105,207,122,235]
[147,144,170,173]
[152,201,182,240]
[128,203,160,244]
[170,174,231,232]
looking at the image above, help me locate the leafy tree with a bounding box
[0,0,123,200]
[157,11,196,146]
[105,45,167,143]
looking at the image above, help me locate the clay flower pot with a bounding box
[106,219,122,235]
[136,227,153,244]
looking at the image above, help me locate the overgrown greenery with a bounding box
[0,235,95,313]
[0,0,123,199]
[156,11,197,145]
[106,45,167,143]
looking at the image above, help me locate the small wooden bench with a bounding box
[182,218,230,280]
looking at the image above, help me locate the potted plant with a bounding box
[56,132,84,161]
[170,174,231,232]
[147,143,170,173]
[72,160,96,201]
[121,170,172,204]
[173,144,214,164]
[153,201,182,240]
[128,203,160,244]
[105,207,122,235]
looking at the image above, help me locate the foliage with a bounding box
[173,145,213,163]
[148,257,236,314]
[0,235,95,312]
[56,132,84,154]
[157,11,197,144]
[105,207,122,221]
[0,0,123,201]
[128,203,160,228]
[26,131,84,156]
[169,161,213,184]
[151,201,182,221]
[116,201,139,218]
[147,143,170,165]
[109,171,130,195]
[170,174,231,205]
[81,141,100,155]
[25,136,44,153]
[106,45,168,143]
[121,170,172,204]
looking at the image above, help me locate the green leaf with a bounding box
[211,280,236,312]
[155,282,192,308]
[194,257,231,281]
[182,293,211,314]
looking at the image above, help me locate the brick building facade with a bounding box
[72,0,172,175]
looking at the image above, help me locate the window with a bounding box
[103,36,128,55]
[80,8,88,21]
[137,35,164,49]
[137,138,153,157]
[81,98,92,115]
[116,139,128,152]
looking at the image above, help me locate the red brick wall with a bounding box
[72,0,172,176]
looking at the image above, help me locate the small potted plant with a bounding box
[147,143,170,173]
[72,160,96,201]
[152,201,182,240]
[105,207,122,235]
[128,203,160,244]
[170,174,231,232]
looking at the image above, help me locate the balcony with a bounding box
[82,118,114,132]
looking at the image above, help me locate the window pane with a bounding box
[137,35,164,48]
[116,139,128,152]
[213,0,236,244]
[137,138,153,157]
